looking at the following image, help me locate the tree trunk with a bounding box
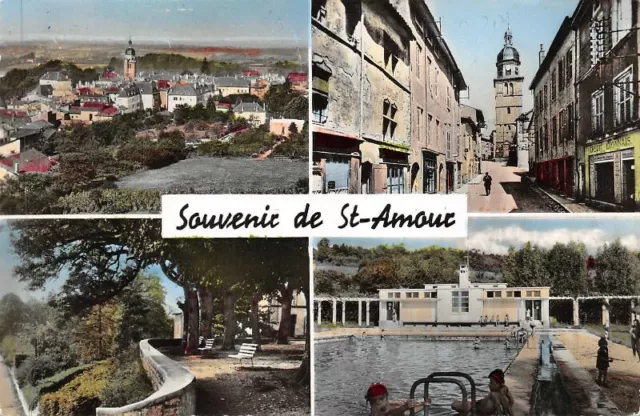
[180,286,189,346]
[277,284,294,344]
[251,292,261,348]
[199,287,214,340]
[221,290,236,350]
[186,288,200,352]
[293,286,310,385]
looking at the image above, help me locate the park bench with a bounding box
[229,343,258,367]
[197,338,216,353]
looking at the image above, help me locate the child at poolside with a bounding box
[366,383,430,415]
[596,337,614,387]
[452,369,514,415]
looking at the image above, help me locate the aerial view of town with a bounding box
[312,0,639,213]
[0,0,309,214]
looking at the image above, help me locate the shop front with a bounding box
[534,156,575,197]
[585,131,640,208]
[422,151,438,194]
[312,129,362,194]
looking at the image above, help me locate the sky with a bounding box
[0,221,183,313]
[428,0,579,130]
[313,217,640,256]
[0,0,310,47]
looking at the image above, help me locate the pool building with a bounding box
[379,265,550,328]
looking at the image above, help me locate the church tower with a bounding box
[493,27,524,160]
[124,39,137,82]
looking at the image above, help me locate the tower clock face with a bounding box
[504,65,511,72]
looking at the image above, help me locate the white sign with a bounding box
[162,194,468,238]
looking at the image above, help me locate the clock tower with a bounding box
[124,39,137,82]
[493,27,524,160]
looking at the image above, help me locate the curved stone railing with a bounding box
[96,339,196,416]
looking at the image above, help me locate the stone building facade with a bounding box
[493,28,524,160]
[574,0,638,209]
[311,0,465,194]
[530,17,579,198]
[460,104,484,182]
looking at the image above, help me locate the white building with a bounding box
[115,85,143,113]
[137,81,160,111]
[167,84,199,113]
[233,102,266,127]
[378,265,550,328]
[214,77,251,97]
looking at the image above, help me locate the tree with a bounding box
[0,293,29,337]
[288,122,299,135]
[283,95,308,120]
[546,242,588,296]
[594,240,640,295]
[77,301,119,361]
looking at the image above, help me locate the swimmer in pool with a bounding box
[473,337,480,349]
[366,383,430,415]
[452,369,514,415]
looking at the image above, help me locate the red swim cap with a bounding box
[366,383,388,401]
[489,370,505,385]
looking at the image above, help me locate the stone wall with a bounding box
[95,339,196,416]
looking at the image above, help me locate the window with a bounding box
[504,83,508,96]
[592,89,605,133]
[544,123,549,150]
[383,31,400,74]
[515,67,519,76]
[513,291,522,298]
[446,130,451,159]
[544,84,548,109]
[507,107,511,114]
[427,114,433,145]
[509,83,514,95]
[552,116,557,146]
[487,291,502,298]
[386,165,405,194]
[612,0,632,45]
[566,49,573,86]
[382,99,398,139]
[568,103,574,139]
[558,59,565,92]
[424,292,437,299]
[427,56,433,95]
[551,71,557,101]
[506,291,513,298]
[435,69,439,97]
[614,67,634,126]
[436,119,441,147]
[452,291,469,313]
[312,92,328,123]
[559,109,565,142]
[416,44,422,77]
[446,86,451,110]
[417,107,424,139]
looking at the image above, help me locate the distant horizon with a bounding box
[0,37,308,49]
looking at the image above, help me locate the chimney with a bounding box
[459,264,469,289]
[539,44,546,66]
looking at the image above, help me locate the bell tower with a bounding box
[124,38,137,82]
[493,26,524,160]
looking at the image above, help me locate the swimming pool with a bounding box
[314,338,520,415]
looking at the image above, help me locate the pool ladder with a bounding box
[409,372,477,416]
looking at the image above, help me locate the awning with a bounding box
[379,141,411,154]
[314,127,362,141]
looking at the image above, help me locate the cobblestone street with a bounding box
[466,161,596,213]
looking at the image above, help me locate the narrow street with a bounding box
[0,356,21,416]
[466,161,583,213]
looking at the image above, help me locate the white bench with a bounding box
[197,338,215,353]
[229,343,258,367]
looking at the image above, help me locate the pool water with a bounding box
[315,338,520,415]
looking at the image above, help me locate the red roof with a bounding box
[82,102,107,110]
[287,72,308,82]
[0,152,56,173]
[243,69,260,76]
[77,87,92,94]
[106,86,119,92]
[217,102,231,109]
[100,71,119,79]
[157,80,170,89]
[0,110,28,118]
[99,106,118,116]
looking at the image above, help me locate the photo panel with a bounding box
[312,217,640,415]
[0,0,310,215]
[0,219,310,416]
[311,0,639,215]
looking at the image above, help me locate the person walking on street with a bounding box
[483,172,492,196]
[631,319,640,361]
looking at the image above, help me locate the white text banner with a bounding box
[162,194,467,238]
